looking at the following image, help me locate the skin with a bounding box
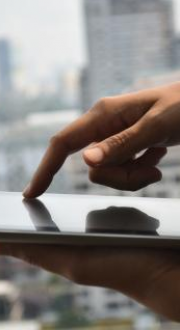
[23,82,180,198]
[1,244,180,322]
[3,83,180,321]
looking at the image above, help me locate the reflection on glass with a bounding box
[23,198,160,236]
[86,207,160,236]
[23,199,60,232]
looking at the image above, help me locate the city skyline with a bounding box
[81,0,175,109]
[0,0,179,88]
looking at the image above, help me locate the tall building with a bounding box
[0,39,13,96]
[74,286,144,320]
[173,36,180,68]
[81,0,174,110]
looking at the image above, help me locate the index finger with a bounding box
[23,90,158,198]
[23,108,107,198]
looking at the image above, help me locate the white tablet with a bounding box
[0,191,180,248]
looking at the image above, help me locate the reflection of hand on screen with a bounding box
[86,206,160,235]
[23,199,60,232]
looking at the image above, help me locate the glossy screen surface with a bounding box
[0,192,179,237]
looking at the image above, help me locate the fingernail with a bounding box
[23,183,32,197]
[84,147,104,164]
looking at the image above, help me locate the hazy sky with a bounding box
[173,0,180,30]
[0,0,179,85]
[0,0,86,85]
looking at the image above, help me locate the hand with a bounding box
[2,243,180,322]
[23,82,180,198]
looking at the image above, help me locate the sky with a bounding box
[174,0,180,30]
[0,0,179,87]
[0,0,86,86]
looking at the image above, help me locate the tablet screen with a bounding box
[0,192,180,238]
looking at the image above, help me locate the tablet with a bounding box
[0,191,180,248]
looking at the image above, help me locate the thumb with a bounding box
[83,117,158,166]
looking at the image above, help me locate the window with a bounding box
[106,302,120,310]
[0,0,179,328]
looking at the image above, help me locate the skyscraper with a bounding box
[0,39,13,96]
[81,0,174,110]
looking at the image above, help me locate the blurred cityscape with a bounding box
[0,0,180,328]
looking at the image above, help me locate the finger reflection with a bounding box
[86,207,160,235]
[23,199,60,232]
[23,199,160,236]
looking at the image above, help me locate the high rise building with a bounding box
[173,36,180,68]
[81,0,174,110]
[0,39,13,96]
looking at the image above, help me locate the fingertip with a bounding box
[23,176,54,199]
[23,183,32,198]
[23,183,40,199]
[23,191,40,199]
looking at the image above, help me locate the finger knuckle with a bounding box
[49,135,61,149]
[148,110,165,133]
[95,97,110,115]
[107,131,130,150]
